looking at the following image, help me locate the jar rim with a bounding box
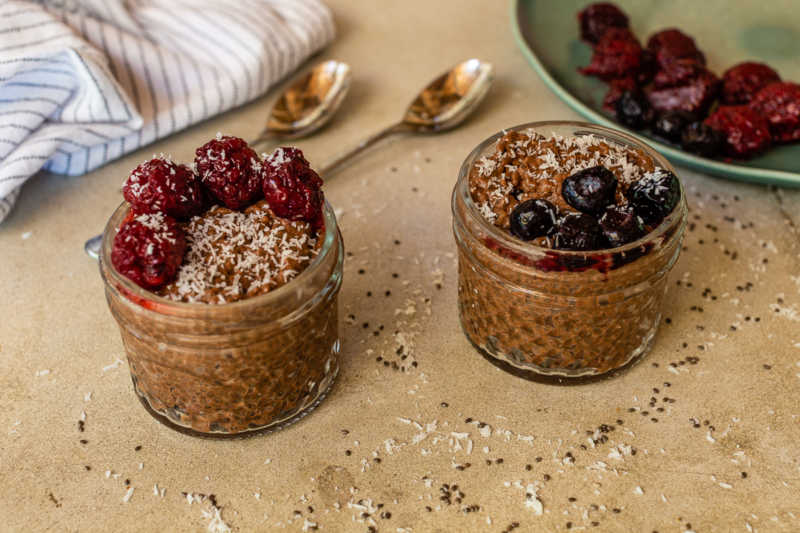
[456,120,687,259]
[100,199,340,311]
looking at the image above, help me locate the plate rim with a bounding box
[510,0,800,188]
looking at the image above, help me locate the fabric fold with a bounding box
[0,0,336,223]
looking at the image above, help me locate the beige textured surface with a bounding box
[1,1,799,532]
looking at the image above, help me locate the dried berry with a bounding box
[552,213,606,251]
[111,212,186,290]
[262,147,324,230]
[598,206,646,247]
[646,29,705,68]
[627,170,680,224]
[648,60,719,117]
[704,105,772,160]
[561,165,617,216]
[651,111,694,143]
[603,77,639,112]
[123,157,204,220]
[615,90,654,129]
[195,134,263,210]
[510,199,558,241]
[578,28,644,82]
[749,81,800,144]
[722,62,781,105]
[681,122,722,157]
[578,2,629,47]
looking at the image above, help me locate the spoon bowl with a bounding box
[403,59,495,132]
[253,60,352,144]
[318,59,494,176]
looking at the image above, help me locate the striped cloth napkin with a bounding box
[0,0,335,223]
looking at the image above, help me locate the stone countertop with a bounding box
[1,1,799,532]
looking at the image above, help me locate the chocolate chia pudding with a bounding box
[100,140,343,438]
[452,122,687,384]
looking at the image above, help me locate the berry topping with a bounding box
[598,206,646,247]
[122,157,204,220]
[561,165,618,216]
[722,62,781,105]
[578,28,644,82]
[262,147,324,230]
[646,29,705,68]
[749,81,800,144]
[195,134,263,210]
[509,199,558,241]
[552,213,607,251]
[627,169,680,224]
[111,212,186,290]
[650,111,694,143]
[681,121,722,158]
[578,2,629,46]
[648,60,719,117]
[704,105,772,160]
[615,90,654,129]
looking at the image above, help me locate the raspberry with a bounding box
[578,28,644,82]
[262,147,324,231]
[722,62,781,105]
[705,105,772,160]
[749,82,800,144]
[646,29,705,68]
[648,61,719,117]
[111,212,186,290]
[195,134,263,210]
[123,157,204,220]
[578,3,629,47]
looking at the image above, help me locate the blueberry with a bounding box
[510,199,558,241]
[615,91,654,129]
[681,122,721,158]
[598,206,646,247]
[651,111,694,143]
[561,166,618,216]
[552,213,607,251]
[627,170,681,224]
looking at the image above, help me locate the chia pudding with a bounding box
[100,138,343,438]
[452,122,687,384]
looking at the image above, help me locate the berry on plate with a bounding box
[646,29,705,68]
[722,62,781,105]
[578,28,644,82]
[578,2,629,47]
[749,81,800,144]
[704,105,772,160]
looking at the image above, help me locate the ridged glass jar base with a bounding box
[132,367,338,440]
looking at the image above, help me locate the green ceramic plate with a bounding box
[511,0,800,187]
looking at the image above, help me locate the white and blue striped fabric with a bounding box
[0,0,335,223]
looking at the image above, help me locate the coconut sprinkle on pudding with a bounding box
[468,130,681,250]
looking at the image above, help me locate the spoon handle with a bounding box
[318,122,408,178]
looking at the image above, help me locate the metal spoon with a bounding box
[84,60,352,259]
[317,58,494,177]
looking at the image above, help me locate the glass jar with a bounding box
[452,121,687,385]
[99,201,343,439]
